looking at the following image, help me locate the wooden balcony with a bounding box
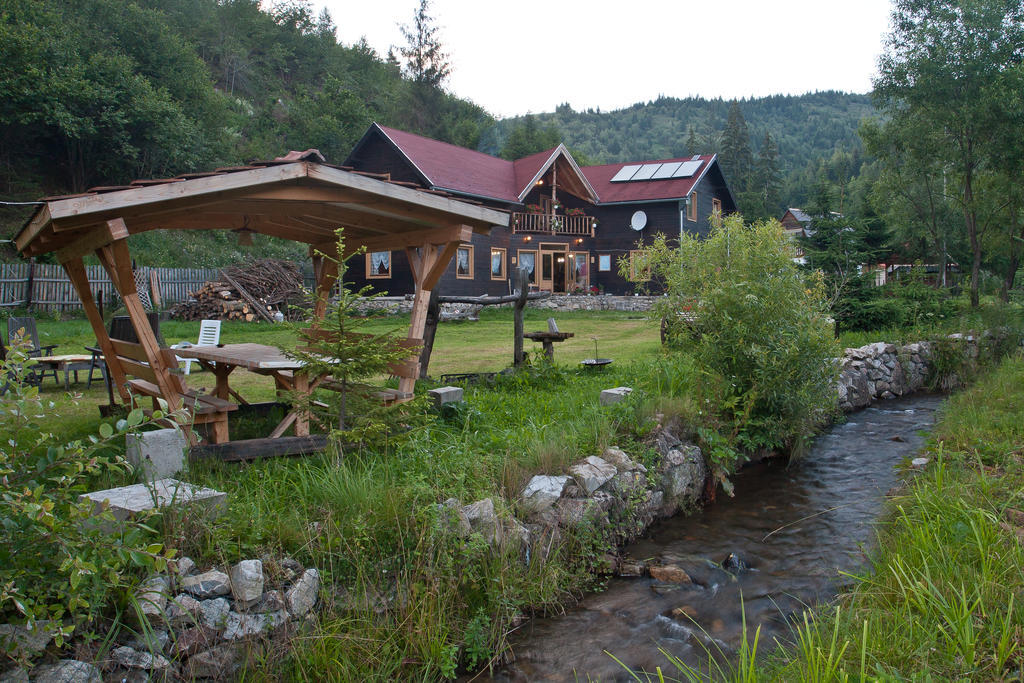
[511,212,596,236]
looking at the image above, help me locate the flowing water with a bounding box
[490,394,943,681]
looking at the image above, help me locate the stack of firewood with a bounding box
[169,259,304,322]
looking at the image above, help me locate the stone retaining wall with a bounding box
[352,295,659,317]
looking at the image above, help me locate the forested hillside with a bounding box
[0,0,491,265]
[484,91,875,218]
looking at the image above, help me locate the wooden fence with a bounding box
[0,262,224,313]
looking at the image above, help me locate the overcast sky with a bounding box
[314,0,894,119]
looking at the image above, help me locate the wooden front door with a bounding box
[540,243,568,293]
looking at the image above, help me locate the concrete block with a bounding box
[428,386,464,407]
[600,386,633,406]
[80,478,227,522]
[126,429,188,480]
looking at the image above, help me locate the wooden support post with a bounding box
[418,287,441,379]
[513,266,529,366]
[24,261,34,310]
[312,257,338,321]
[61,256,130,403]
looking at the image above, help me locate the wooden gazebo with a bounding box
[14,150,507,449]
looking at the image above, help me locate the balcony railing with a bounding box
[511,212,596,236]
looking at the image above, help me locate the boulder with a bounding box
[462,498,502,546]
[32,660,102,683]
[112,645,171,671]
[437,498,472,537]
[286,569,320,617]
[173,556,197,578]
[135,575,169,618]
[520,475,571,515]
[186,645,239,680]
[229,560,264,609]
[199,597,231,630]
[649,564,692,584]
[601,447,644,472]
[569,456,618,495]
[0,622,52,659]
[182,570,231,599]
[222,610,287,641]
[165,593,202,627]
[660,445,706,510]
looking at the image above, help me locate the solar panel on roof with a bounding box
[630,163,661,181]
[611,165,642,182]
[651,162,682,179]
[672,160,702,178]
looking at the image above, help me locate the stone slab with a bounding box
[126,429,188,480]
[428,386,464,407]
[600,386,633,406]
[79,478,226,521]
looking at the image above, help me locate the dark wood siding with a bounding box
[344,131,424,185]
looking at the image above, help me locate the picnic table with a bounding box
[172,343,329,438]
[35,353,104,391]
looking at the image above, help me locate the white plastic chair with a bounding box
[172,319,221,375]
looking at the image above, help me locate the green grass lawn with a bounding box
[17,308,660,440]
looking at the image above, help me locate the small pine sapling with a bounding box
[287,229,425,443]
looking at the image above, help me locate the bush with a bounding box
[0,346,171,651]
[628,215,839,461]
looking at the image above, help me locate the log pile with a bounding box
[169,259,304,322]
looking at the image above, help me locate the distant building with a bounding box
[780,207,814,238]
[343,123,737,296]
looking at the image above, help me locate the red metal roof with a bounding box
[579,156,715,204]
[368,125,718,206]
[376,125,521,202]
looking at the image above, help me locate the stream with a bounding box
[490,394,943,681]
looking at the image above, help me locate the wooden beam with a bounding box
[190,435,330,462]
[14,205,52,253]
[316,224,473,260]
[45,164,309,230]
[55,218,130,263]
[312,257,338,321]
[61,257,130,403]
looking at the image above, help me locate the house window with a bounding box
[367,251,391,278]
[490,247,506,280]
[628,250,650,281]
[570,251,589,292]
[687,191,698,222]
[456,245,474,279]
[517,250,537,284]
[598,254,611,272]
[712,197,722,216]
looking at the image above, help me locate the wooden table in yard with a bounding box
[173,343,327,438]
[35,354,103,391]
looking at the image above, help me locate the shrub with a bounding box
[627,215,839,461]
[0,345,170,651]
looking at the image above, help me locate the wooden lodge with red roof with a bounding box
[343,123,737,296]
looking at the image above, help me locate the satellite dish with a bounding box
[630,210,647,231]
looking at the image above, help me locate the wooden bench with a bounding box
[111,339,238,443]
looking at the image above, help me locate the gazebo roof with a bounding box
[16,150,509,260]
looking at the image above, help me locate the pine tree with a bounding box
[399,0,450,88]
[755,131,781,217]
[685,126,699,156]
[288,230,421,440]
[720,101,754,193]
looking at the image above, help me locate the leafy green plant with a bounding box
[0,343,172,653]
[628,215,839,460]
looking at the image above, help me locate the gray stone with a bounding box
[173,556,197,577]
[556,496,610,527]
[569,456,617,495]
[170,625,218,658]
[0,668,28,683]
[279,558,303,581]
[462,498,502,545]
[125,629,169,654]
[222,609,288,640]
[182,570,231,599]
[253,590,286,614]
[229,560,264,609]
[187,645,239,680]
[0,622,52,659]
[112,645,170,671]
[602,447,643,472]
[600,386,633,406]
[32,660,101,683]
[135,575,169,618]
[911,457,930,469]
[286,569,320,617]
[125,429,187,480]
[199,597,231,630]
[79,478,226,522]
[437,498,472,537]
[427,386,464,407]
[521,475,571,514]
[661,446,707,510]
[165,593,202,626]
